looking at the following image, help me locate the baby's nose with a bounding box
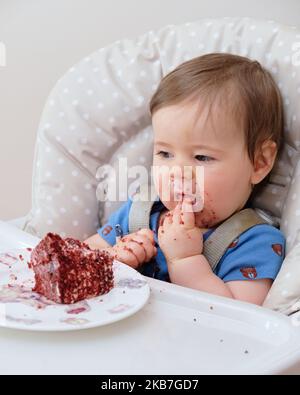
[170,167,193,180]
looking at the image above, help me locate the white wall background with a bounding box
[0,0,299,221]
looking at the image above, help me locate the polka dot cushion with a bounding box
[21,17,300,314]
[264,241,300,314]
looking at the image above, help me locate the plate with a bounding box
[0,247,150,331]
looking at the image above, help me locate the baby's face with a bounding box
[152,97,254,228]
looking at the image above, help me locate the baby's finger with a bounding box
[113,245,139,268]
[141,240,157,262]
[126,240,148,263]
[128,234,156,262]
[158,222,165,238]
[137,228,155,245]
[116,235,146,264]
[158,213,166,228]
[172,201,182,226]
[181,198,195,229]
[164,211,173,226]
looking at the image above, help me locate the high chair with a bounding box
[3,17,300,374]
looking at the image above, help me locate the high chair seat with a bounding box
[20,17,300,314]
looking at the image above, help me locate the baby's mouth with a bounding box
[173,191,197,205]
[170,178,202,206]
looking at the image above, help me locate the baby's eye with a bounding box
[195,155,214,162]
[156,151,173,159]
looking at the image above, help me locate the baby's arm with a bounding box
[226,278,272,305]
[168,254,272,305]
[158,199,274,306]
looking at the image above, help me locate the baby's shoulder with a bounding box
[241,223,285,242]
[216,223,285,280]
[225,223,285,258]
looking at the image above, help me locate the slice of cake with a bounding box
[28,232,114,304]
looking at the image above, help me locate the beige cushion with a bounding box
[21,17,300,313]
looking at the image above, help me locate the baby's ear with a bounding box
[251,140,277,185]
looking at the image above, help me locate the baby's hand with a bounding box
[111,229,157,270]
[158,199,203,264]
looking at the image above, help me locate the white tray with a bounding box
[1,220,300,375]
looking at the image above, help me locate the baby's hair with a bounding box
[149,53,284,168]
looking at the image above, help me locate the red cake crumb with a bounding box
[28,232,114,304]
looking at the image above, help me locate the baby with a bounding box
[84,53,286,306]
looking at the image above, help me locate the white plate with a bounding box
[0,247,150,332]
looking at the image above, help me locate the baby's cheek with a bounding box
[194,191,219,228]
[195,210,218,228]
[153,168,163,194]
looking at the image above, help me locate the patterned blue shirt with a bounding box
[97,197,285,283]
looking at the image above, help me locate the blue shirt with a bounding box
[97,196,285,283]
